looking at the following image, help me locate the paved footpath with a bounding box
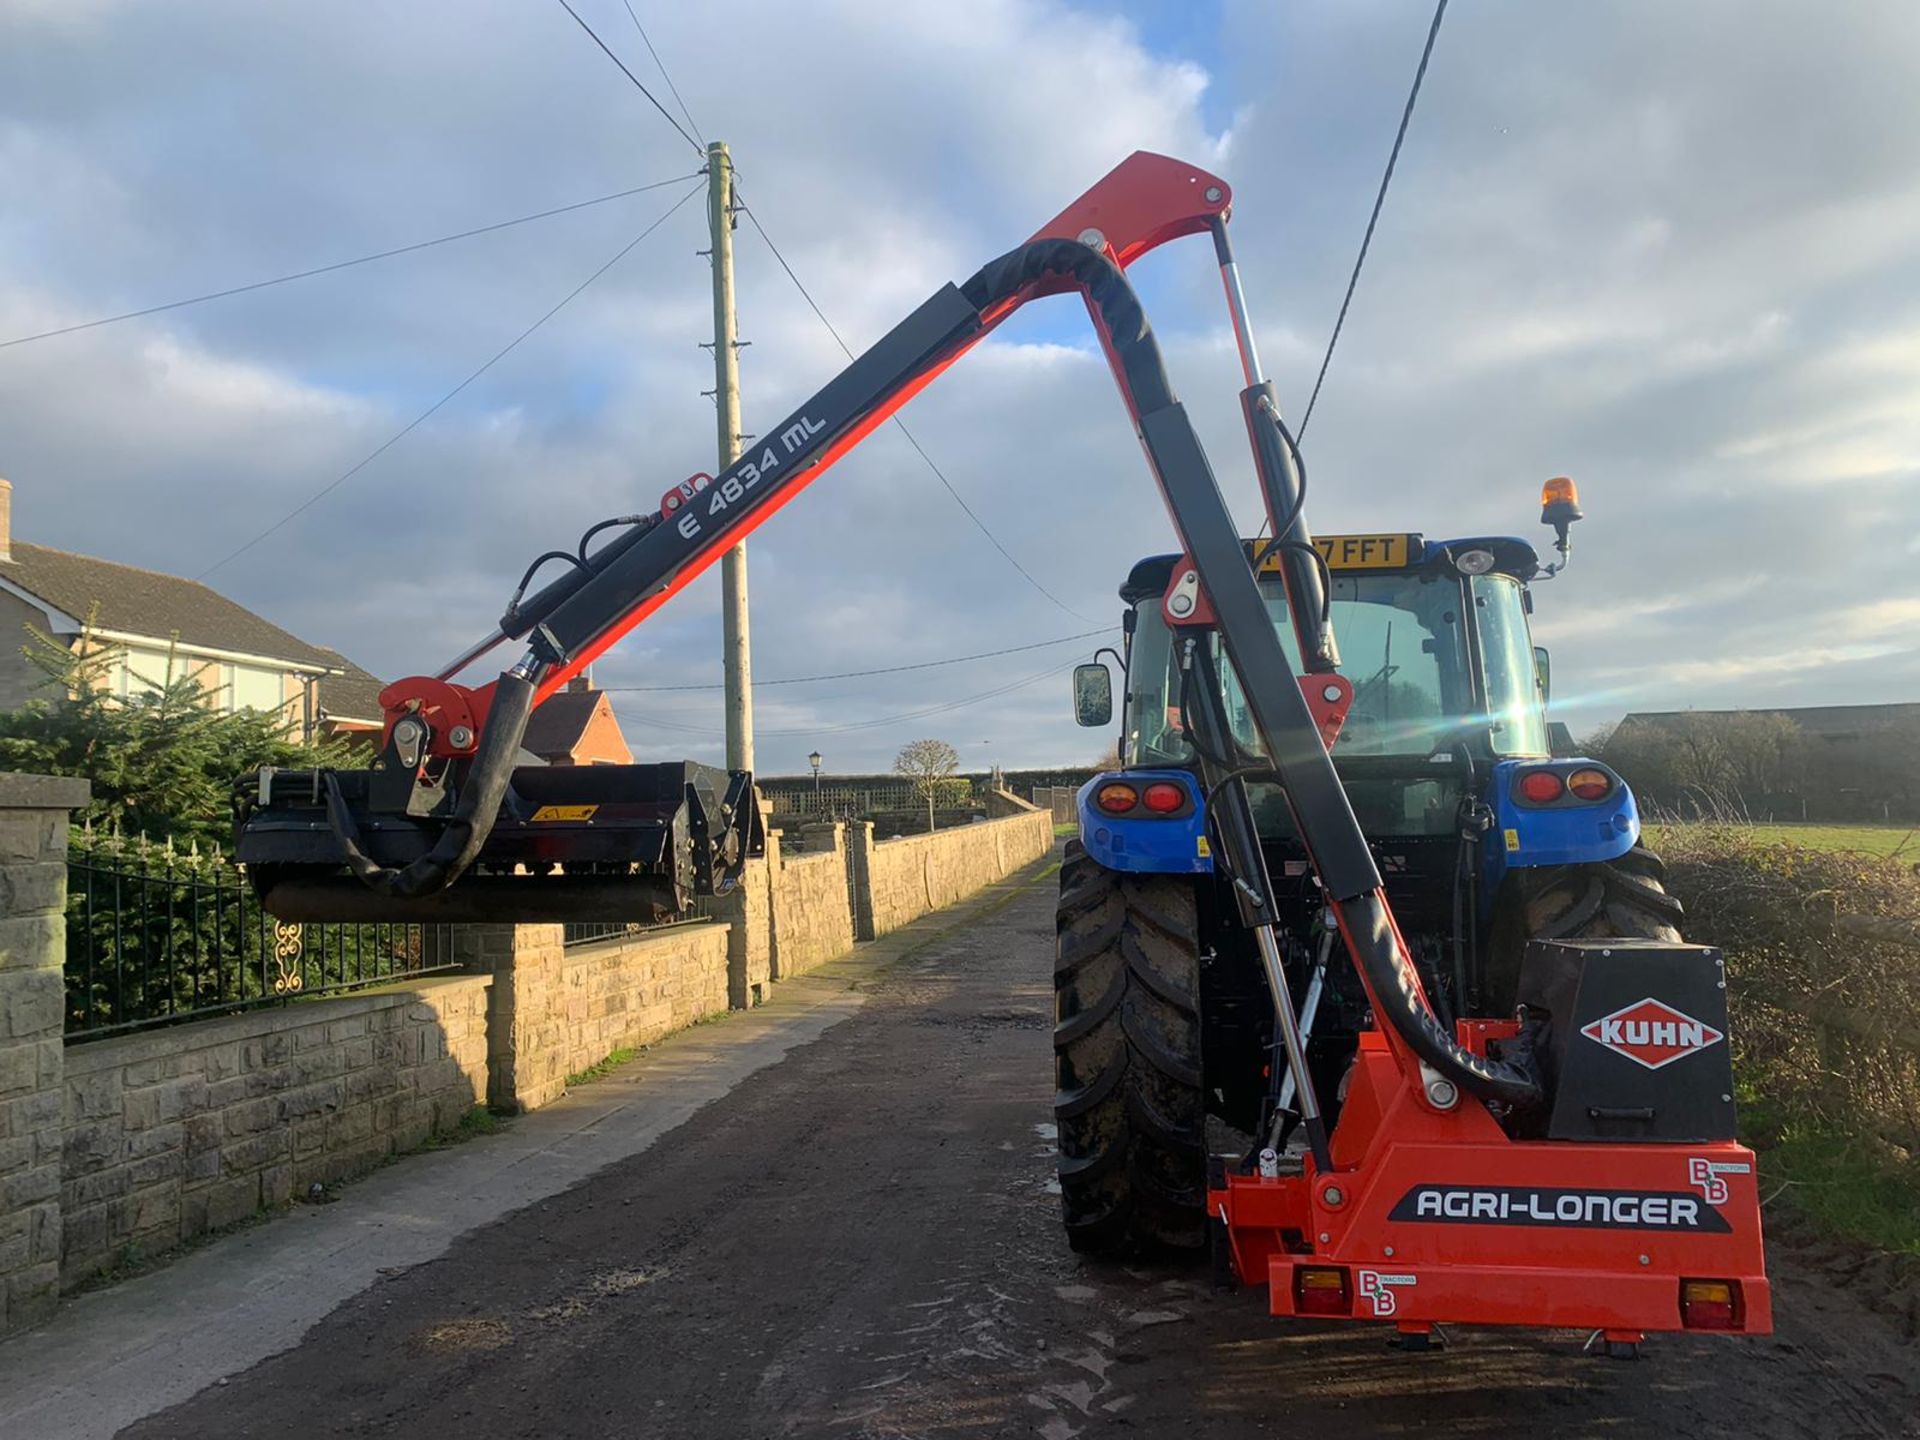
[6,854,1918,1438]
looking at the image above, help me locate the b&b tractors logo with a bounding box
[1581,997,1724,1070]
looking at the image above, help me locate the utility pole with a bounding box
[707,139,753,773]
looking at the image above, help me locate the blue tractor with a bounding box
[1055,482,1685,1253]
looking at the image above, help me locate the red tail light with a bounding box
[1293,1266,1352,1317]
[1141,782,1185,813]
[1680,1279,1742,1330]
[1517,770,1565,804]
[1095,783,1139,815]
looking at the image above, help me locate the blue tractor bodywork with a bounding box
[1075,532,1644,927]
[1074,769,1212,874]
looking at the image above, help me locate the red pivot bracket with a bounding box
[1160,560,1351,753]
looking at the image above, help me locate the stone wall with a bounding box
[856,809,1054,938]
[770,824,855,979]
[0,774,86,1333]
[554,921,730,1079]
[713,851,773,1010]
[461,920,731,1113]
[60,976,490,1287]
[4,771,1055,1333]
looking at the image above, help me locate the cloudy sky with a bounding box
[4,0,1916,774]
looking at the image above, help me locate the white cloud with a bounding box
[2,0,1918,770]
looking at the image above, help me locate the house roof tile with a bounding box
[3,541,335,668]
[521,690,602,760]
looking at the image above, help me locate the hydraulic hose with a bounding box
[1341,891,1542,1108]
[961,240,1177,416]
[961,240,1542,1109]
[321,670,536,900]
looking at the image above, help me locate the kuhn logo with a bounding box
[1581,997,1724,1071]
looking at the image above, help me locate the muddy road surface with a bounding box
[128,860,1918,1438]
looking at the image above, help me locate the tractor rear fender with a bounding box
[1481,756,1641,902]
[1072,769,1212,875]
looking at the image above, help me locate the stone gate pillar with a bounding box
[0,774,88,1334]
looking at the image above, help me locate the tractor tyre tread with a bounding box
[1523,843,1685,951]
[1053,844,1206,1257]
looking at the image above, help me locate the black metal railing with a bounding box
[64,831,460,1041]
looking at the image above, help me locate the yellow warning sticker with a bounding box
[531,804,598,822]
[1196,835,1212,858]
[1504,828,1521,853]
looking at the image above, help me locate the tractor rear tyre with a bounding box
[1525,842,1685,942]
[1487,842,1686,1004]
[1053,840,1207,1255]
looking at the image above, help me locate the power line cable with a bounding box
[733,195,1094,623]
[620,1,704,144]
[554,2,1091,622]
[622,657,1078,739]
[604,625,1116,691]
[1297,0,1449,439]
[196,179,705,580]
[553,0,703,156]
[0,174,703,351]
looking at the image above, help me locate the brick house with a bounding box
[0,479,379,745]
[520,678,634,766]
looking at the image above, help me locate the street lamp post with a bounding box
[809,750,822,813]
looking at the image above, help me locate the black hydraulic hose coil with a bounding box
[961,240,1541,1110]
[1344,891,1542,1108]
[321,671,536,900]
[960,240,1177,417]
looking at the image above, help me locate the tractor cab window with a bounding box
[1472,574,1551,757]
[1124,566,1548,766]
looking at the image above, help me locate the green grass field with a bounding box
[1647,821,1919,860]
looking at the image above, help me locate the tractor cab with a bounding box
[1123,532,1549,793]
[1092,532,1563,943]
[1068,484,1653,1125]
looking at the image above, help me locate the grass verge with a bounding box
[1747,1098,1920,1256]
[1649,820,1918,860]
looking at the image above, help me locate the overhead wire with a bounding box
[603,625,1117,692]
[0,173,703,351]
[621,656,1080,739]
[553,0,704,156]
[550,2,1093,624]
[196,179,706,580]
[1296,0,1450,439]
[620,0,704,144]
[733,197,1095,623]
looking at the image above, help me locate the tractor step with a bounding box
[234,759,761,924]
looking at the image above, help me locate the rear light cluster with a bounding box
[1680,1279,1744,1330]
[1293,1266,1352,1316]
[1093,780,1191,818]
[1513,765,1614,806]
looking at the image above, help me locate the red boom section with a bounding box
[381,153,1231,744]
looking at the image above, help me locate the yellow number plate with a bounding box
[1314,533,1415,570]
[531,804,599,822]
[1251,533,1417,574]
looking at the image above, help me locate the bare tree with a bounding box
[894,738,961,833]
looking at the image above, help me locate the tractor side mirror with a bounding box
[1533,645,1552,703]
[1072,663,1113,727]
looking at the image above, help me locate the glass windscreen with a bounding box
[1125,568,1549,766]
